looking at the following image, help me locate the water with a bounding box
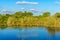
[0,27,60,40]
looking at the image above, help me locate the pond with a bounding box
[0,27,60,40]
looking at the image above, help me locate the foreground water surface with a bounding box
[0,27,60,40]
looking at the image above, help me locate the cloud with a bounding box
[1,9,7,12]
[30,9,43,13]
[1,9,15,13]
[20,8,25,10]
[16,1,38,5]
[55,2,60,5]
[30,9,35,11]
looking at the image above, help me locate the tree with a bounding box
[22,11,33,16]
[13,12,23,18]
[43,12,50,17]
[0,14,3,19]
[54,12,60,18]
[5,14,11,17]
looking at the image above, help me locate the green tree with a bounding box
[54,12,60,18]
[22,11,33,16]
[43,12,50,17]
[13,12,23,18]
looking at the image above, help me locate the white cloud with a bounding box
[30,9,43,13]
[1,9,15,13]
[55,2,60,5]
[1,9,7,12]
[16,1,38,5]
[20,8,25,10]
[30,9,35,11]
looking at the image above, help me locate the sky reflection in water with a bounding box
[0,28,60,40]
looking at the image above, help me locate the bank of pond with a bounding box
[0,11,60,32]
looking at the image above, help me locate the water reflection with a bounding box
[18,28,46,40]
[0,27,60,40]
[17,27,60,40]
[46,27,60,34]
[45,27,60,40]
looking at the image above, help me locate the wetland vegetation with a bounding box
[0,11,60,28]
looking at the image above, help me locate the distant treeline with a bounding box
[0,11,60,28]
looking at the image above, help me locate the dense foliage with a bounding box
[0,11,60,28]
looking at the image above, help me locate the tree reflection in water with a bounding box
[46,27,60,40]
[17,26,60,40]
[17,28,26,40]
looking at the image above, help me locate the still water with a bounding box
[0,27,60,40]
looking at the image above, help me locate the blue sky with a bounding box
[0,0,60,15]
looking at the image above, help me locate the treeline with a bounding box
[0,11,60,28]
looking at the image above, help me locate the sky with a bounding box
[0,0,60,15]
